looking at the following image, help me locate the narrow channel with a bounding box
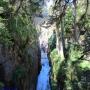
[36,50,51,90]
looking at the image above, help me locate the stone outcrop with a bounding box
[0,43,41,90]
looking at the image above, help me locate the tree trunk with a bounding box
[56,25,60,54]
[56,17,65,60]
[72,1,78,43]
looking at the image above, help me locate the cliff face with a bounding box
[0,43,41,90]
[24,44,41,90]
[0,45,15,83]
[0,0,42,89]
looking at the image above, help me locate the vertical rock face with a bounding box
[0,44,15,83]
[0,43,41,90]
[0,64,5,82]
[26,45,41,90]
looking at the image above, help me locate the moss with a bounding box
[50,49,64,90]
[0,82,4,88]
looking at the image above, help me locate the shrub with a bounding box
[50,49,62,90]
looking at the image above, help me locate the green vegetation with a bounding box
[0,0,40,89]
[49,0,90,90]
[50,44,90,90]
[0,82,4,88]
[0,0,90,90]
[50,49,61,90]
[48,31,56,51]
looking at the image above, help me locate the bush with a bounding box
[0,82,4,88]
[50,44,90,90]
[64,43,90,90]
[50,49,62,90]
[48,31,56,51]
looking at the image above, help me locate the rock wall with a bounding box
[0,43,41,90]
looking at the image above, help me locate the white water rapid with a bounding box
[36,50,51,90]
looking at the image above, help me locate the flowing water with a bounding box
[36,50,51,90]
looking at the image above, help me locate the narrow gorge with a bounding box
[0,0,90,90]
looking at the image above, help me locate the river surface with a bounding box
[36,50,51,90]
